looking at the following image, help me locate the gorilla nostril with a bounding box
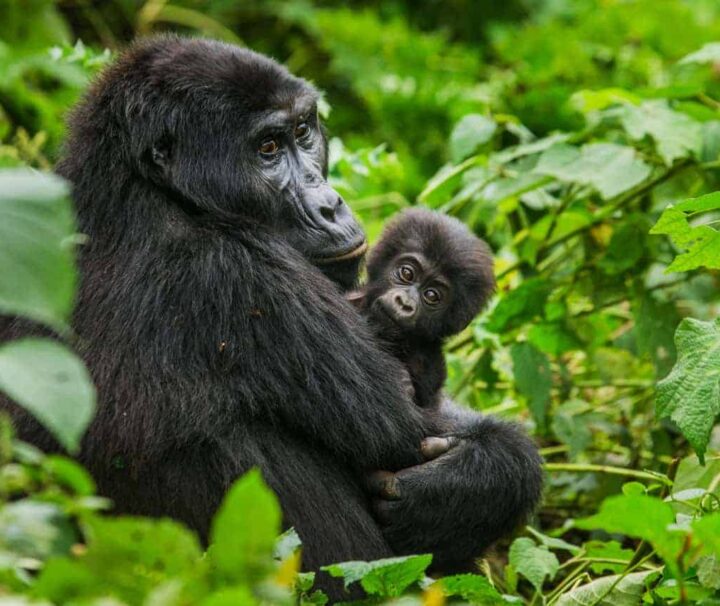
[320,205,336,223]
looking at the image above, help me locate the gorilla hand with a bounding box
[366,412,542,571]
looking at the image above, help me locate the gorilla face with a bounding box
[118,37,366,285]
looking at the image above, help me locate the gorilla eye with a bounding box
[295,122,310,140]
[398,265,415,283]
[259,139,279,156]
[423,288,442,305]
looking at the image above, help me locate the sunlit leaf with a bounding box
[534,143,651,199]
[620,101,702,165]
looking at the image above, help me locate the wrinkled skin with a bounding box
[0,36,543,601]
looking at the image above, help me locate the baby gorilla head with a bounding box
[361,208,495,342]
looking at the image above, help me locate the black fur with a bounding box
[352,208,495,409]
[0,36,543,599]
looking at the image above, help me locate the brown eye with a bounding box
[398,265,415,283]
[423,288,442,305]
[295,122,310,139]
[259,139,279,155]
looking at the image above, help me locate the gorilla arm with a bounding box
[368,398,543,569]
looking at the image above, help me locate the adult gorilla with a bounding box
[1,36,541,581]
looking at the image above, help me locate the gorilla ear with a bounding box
[149,136,173,170]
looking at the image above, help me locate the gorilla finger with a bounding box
[366,470,401,500]
[421,436,460,460]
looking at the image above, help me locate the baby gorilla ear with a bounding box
[345,290,367,310]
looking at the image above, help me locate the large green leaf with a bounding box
[0,338,95,454]
[34,516,202,605]
[650,192,720,273]
[576,495,684,572]
[656,318,720,464]
[323,554,432,597]
[508,538,558,592]
[0,170,78,331]
[209,468,282,585]
[620,101,702,165]
[556,571,656,606]
[534,143,651,200]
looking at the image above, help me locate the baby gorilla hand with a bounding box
[366,436,460,510]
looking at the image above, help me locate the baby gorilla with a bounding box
[349,208,495,409]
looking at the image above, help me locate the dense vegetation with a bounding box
[1,1,720,604]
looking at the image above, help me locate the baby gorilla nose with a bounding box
[393,291,416,316]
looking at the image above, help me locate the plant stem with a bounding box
[543,463,672,485]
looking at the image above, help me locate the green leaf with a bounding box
[598,215,649,275]
[528,322,580,356]
[620,101,702,165]
[449,114,497,163]
[534,143,651,200]
[34,516,202,605]
[209,468,282,584]
[576,494,684,571]
[0,338,96,454]
[670,455,720,515]
[322,554,432,597]
[680,43,720,65]
[556,571,656,606]
[0,170,78,331]
[487,278,550,333]
[439,574,505,603]
[656,318,720,464]
[508,538,559,592]
[511,342,552,431]
[693,513,720,558]
[418,156,481,207]
[0,500,77,562]
[582,540,633,574]
[551,400,592,460]
[650,192,720,273]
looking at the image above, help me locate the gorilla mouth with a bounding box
[314,240,368,265]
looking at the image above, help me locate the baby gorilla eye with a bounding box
[259,139,279,155]
[398,264,415,283]
[423,288,442,305]
[295,122,310,139]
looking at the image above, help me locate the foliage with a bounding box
[1,0,720,604]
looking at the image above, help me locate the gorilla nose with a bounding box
[319,195,344,224]
[394,292,416,316]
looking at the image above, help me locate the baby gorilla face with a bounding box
[371,252,451,338]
